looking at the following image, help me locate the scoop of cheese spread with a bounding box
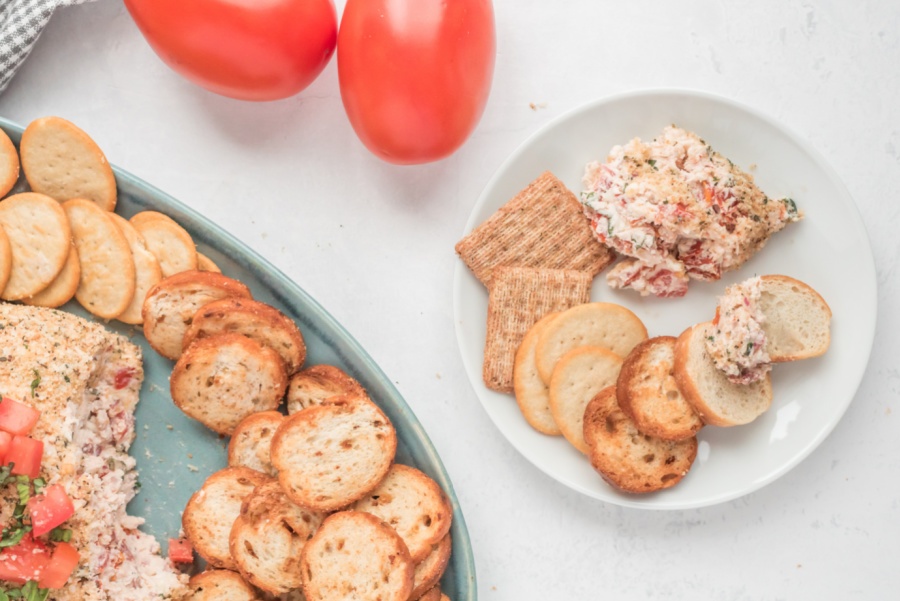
[581,126,800,297]
[705,276,772,385]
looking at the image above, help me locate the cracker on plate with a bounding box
[513,311,562,435]
[548,346,623,454]
[584,386,697,493]
[535,302,648,384]
[455,171,614,287]
[483,266,591,392]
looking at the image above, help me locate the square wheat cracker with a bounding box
[483,267,592,392]
[455,171,614,287]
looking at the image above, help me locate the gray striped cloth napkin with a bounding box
[0,0,97,93]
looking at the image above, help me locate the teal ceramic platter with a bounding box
[0,116,475,599]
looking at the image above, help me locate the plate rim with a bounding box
[452,87,878,510]
[0,115,478,597]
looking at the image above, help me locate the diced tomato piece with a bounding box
[28,484,75,537]
[0,397,41,436]
[0,535,51,585]
[114,367,136,390]
[0,430,12,464]
[167,538,194,564]
[38,542,79,589]
[7,435,43,479]
[702,181,714,204]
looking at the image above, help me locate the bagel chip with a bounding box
[584,386,698,493]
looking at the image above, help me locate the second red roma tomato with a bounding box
[124,0,338,101]
[338,0,496,164]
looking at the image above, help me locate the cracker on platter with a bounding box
[130,210,198,277]
[0,128,19,198]
[455,171,614,287]
[63,198,136,319]
[21,241,80,308]
[483,266,591,392]
[20,116,117,211]
[0,192,72,300]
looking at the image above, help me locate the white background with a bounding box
[1,1,897,599]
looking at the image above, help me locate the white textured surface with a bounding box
[0,1,897,598]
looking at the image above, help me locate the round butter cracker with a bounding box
[63,198,135,319]
[0,128,20,198]
[0,192,71,301]
[535,302,647,384]
[20,116,117,211]
[109,213,162,325]
[548,345,623,454]
[513,311,562,435]
[130,211,197,277]
[22,242,80,308]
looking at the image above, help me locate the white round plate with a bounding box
[453,89,877,510]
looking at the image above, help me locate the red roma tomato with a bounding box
[38,542,80,589]
[338,0,496,164]
[28,484,75,538]
[124,0,338,101]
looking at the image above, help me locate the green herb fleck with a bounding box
[782,197,799,217]
[30,369,40,397]
[49,527,73,543]
[16,481,30,505]
[0,524,30,548]
[0,464,12,487]
[744,341,754,356]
